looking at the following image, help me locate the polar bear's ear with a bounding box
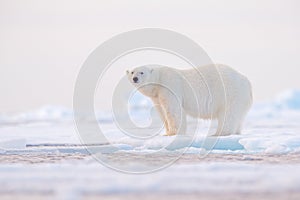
[150,69,154,73]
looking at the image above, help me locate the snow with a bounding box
[0,139,27,150]
[0,89,300,197]
[0,89,300,154]
[274,89,300,110]
[0,162,300,196]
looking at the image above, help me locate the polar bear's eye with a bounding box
[141,72,144,75]
[131,71,134,74]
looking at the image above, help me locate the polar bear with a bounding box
[126,64,252,136]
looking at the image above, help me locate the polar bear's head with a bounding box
[126,66,154,86]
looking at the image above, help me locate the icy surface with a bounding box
[0,139,26,150]
[0,90,300,197]
[0,162,300,196]
[0,89,299,154]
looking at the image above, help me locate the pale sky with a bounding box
[0,0,299,113]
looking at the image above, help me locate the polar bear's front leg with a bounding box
[152,98,169,134]
[154,104,169,134]
[160,96,186,136]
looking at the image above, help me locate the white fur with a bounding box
[127,64,252,136]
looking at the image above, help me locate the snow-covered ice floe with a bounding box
[0,90,300,154]
[0,162,300,197]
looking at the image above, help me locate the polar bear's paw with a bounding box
[163,129,177,136]
[163,132,176,136]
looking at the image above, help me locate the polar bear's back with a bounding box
[177,64,252,119]
[213,64,252,106]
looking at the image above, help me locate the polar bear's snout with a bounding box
[133,77,138,83]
